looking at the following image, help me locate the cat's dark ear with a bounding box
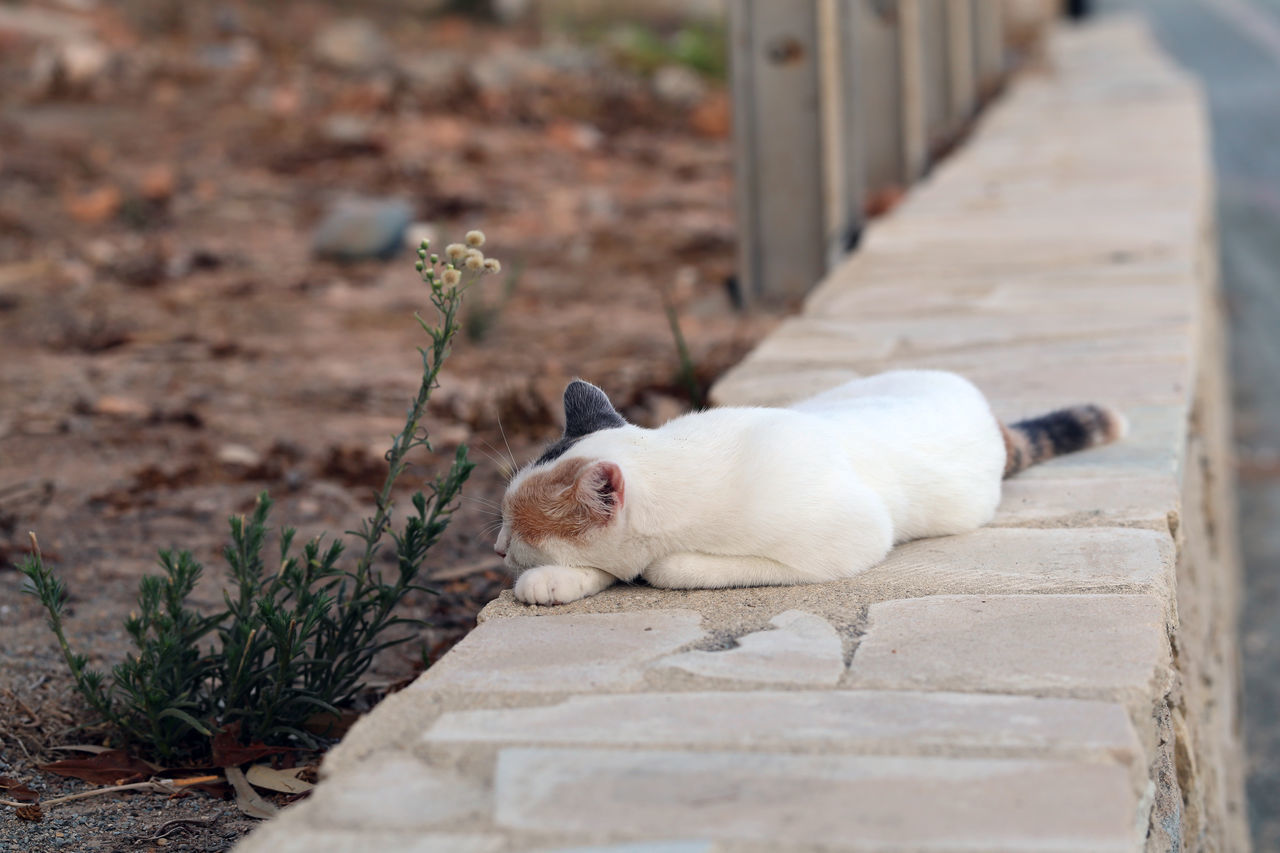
[563,380,625,439]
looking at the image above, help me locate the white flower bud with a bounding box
[441,268,462,286]
[445,243,467,261]
[465,230,485,248]
[482,258,501,273]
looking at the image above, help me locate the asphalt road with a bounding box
[1101,0,1280,848]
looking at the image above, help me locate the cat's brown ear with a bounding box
[574,461,624,523]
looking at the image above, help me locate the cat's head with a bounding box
[495,380,634,574]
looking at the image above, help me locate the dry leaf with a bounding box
[47,744,117,754]
[39,750,157,785]
[65,185,122,224]
[245,764,315,795]
[211,723,291,768]
[15,803,43,821]
[303,708,360,739]
[0,776,39,802]
[224,766,278,819]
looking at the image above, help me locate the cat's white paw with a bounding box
[514,565,611,606]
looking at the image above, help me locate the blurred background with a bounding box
[1,0,1278,848]
[0,0,770,678]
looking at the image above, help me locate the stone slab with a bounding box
[495,749,1143,851]
[302,754,486,830]
[992,475,1179,528]
[853,526,1174,598]
[529,840,711,845]
[237,832,504,853]
[753,313,1190,369]
[709,364,861,408]
[420,610,705,693]
[846,594,1171,701]
[653,610,843,686]
[426,690,1141,763]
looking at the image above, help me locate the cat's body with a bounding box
[495,370,1124,606]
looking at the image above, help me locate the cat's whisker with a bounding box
[471,441,514,477]
[495,415,518,477]
[475,436,517,482]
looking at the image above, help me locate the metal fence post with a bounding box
[855,1,905,202]
[974,0,1005,97]
[730,0,826,305]
[946,0,977,124]
[823,0,866,264]
[897,0,928,182]
[918,0,949,161]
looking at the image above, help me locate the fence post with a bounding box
[919,0,950,160]
[729,0,826,305]
[855,1,904,204]
[822,0,867,264]
[974,0,1005,97]
[898,0,927,182]
[946,0,976,124]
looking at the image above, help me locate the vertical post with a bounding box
[730,0,826,305]
[919,0,950,160]
[821,0,866,264]
[974,0,1005,98]
[898,0,927,182]
[856,0,905,201]
[946,0,976,124]
[818,0,847,267]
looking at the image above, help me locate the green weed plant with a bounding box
[20,233,499,763]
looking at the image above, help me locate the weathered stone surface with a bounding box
[890,337,1192,408]
[854,526,1174,597]
[653,610,844,686]
[747,313,1188,370]
[993,474,1179,527]
[420,610,705,692]
[709,364,860,408]
[495,749,1143,850]
[532,844,712,853]
[239,831,504,853]
[426,690,1141,762]
[303,754,487,829]
[846,594,1171,700]
[806,265,1196,320]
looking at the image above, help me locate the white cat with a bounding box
[495,371,1125,606]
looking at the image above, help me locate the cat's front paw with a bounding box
[514,565,612,606]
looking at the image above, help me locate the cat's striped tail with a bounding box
[1000,405,1127,478]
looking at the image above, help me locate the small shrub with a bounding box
[606,22,727,80]
[20,233,501,763]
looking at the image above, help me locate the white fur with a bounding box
[499,370,1006,605]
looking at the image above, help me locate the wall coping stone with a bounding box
[234,16,1246,853]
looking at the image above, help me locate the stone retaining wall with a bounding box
[235,16,1247,853]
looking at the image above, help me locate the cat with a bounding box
[494,371,1126,606]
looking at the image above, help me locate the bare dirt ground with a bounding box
[0,3,778,848]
